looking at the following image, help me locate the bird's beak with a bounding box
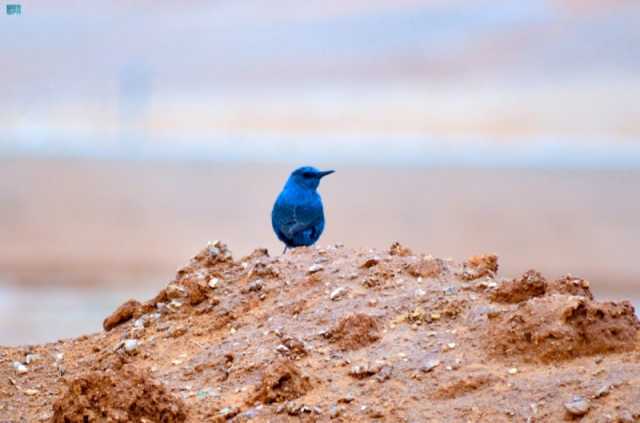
[318,170,335,178]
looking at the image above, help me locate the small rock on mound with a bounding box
[490,270,547,304]
[326,313,381,351]
[490,271,594,304]
[406,257,444,278]
[548,275,593,299]
[103,299,144,331]
[460,254,498,281]
[173,241,234,285]
[249,360,312,405]
[51,366,187,423]
[488,295,639,362]
[389,241,412,257]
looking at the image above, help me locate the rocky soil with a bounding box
[1,241,639,422]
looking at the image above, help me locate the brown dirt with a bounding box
[51,365,187,423]
[406,256,445,279]
[549,275,595,299]
[248,360,312,405]
[2,242,640,422]
[103,299,144,331]
[460,254,498,281]
[488,295,639,362]
[325,314,381,351]
[490,270,548,304]
[489,270,595,305]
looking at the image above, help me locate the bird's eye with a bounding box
[302,172,313,178]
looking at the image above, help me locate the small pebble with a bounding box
[275,344,290,354]
[330,287,348,301]
[442,342,456,351]
[25,354,40,364]
[12,362,28,374]
[308,264,324,274]
[421,359,440,372]
[594,384,610,398]
[123,339,139,353]
[508,367,519,375]
[564,396,590,416]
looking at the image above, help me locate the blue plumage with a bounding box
[271,166,334,252]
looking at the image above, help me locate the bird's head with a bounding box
[287,166,335,190]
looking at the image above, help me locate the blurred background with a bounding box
[1,0,639,345]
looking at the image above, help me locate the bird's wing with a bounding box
[280,202,323,240]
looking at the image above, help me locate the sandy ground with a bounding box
[1,158,640,345]
[1,242,639,422]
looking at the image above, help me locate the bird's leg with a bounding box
[282,246,288,255]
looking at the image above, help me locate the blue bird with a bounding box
[272,166,335,253]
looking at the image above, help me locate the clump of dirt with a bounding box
[276,335,307,359]
[406,256,444,278]
[361,263,395,288]
[173,241,235,289]
[51,366,187,423]
[248,360,312,405]
[401,298,466,326]
[488,294,639,362]
[190,240,234,268]
[326,313,381,350]
[460,254,498,280]
[548,274,594,299]
[432,374,495,400]
[490,270,548,303]
[360,256,381,269]
[245,261,279,280]
[389,241,412,256]
[180,279,209,306]
[103,299,143,331]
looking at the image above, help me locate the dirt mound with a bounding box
[51,366,187,423]
[325,313,381,350]
[3,243,640,422]
[249,360,312,405]
[488,294,639,362]
[490,270,594,304]
[490,270,548,303]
